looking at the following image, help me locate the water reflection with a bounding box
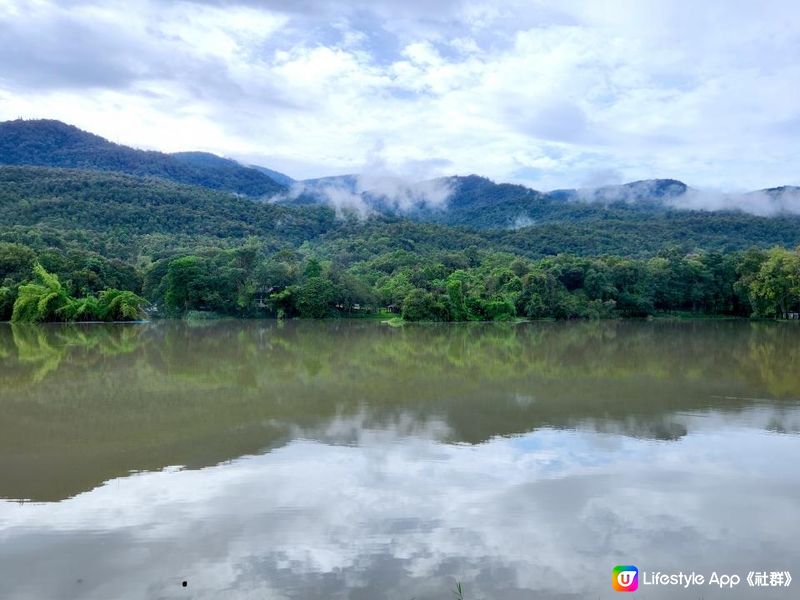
[0,321,799,598]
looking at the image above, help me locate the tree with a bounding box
[297,276,336,318]
[98,289,147,321]
[748,247,800,318]
[377,271,414,306]
[161,255,237,316]
[446,271,469,321]
[11,263,71,322]
[164,256,203,315]
[402,289,449,321]
[303,258,323,279]
[265,287,293,318]
[0,286,14,321]
[0,242,35,283]
[62,295,102,321]
[483,295,516,321]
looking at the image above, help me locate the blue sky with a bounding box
[1,0,799,190]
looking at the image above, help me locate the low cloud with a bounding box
[573,179,688,204]
[278,146,455,216]
[363,173,455,211]
[671,187,800,216]
[511,214,537,229]
[568,180,800,216]
[283,172,800,219]
[281,172,455,217]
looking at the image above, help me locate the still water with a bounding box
[0,320,798,599]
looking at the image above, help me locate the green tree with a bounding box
[0,286,14,321]
[98,289,147,321]
[402,289,449,321]
[303,258,323,279]
[161,255,237,316]
[11,263,72,322]
[62,295,102,321]
[446,271,469,321]
[748,247,800,318]
[484,295,516,321]
[297,277,336,318]
[0,242,36,283]
[267,287,297,319]
[164,256,203,314]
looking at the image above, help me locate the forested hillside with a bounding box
[405,176,800,238]
[0,166,334,258]
[2,120,800,323]
[0,120,285,196]
[5,166,800,262]
[284,173,800,232]
[1,165,800,323]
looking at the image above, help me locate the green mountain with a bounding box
[2,164,800,323]
[5,120,798,234]
[248,164,295,186]
[0,119,285,197]
[0,165,335,260]
[419,176,696,229]
[286,173,800,231]
[2,120,800,324]
[5,165,800,263]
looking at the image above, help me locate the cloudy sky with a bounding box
[1,0,799,190]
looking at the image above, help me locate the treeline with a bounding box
[3,239,799,322]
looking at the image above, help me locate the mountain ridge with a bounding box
[0,119,287,197]
[2,119,799,231]
[4,164,800,263]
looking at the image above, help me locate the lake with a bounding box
[0,320,798,599]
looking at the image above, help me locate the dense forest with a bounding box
[2,121,800,323]
[2,219,800,322]
[0,195,800,321]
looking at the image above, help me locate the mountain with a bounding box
[3,119,800,258]
[552,179,688,204]
[426,177,693,229]
[751,186,800,213]
[0,119,285,197]
[402,177,706,228]
[281,175,699,229]
[6,120,798,231]
[761,185,800,196]
[4,163,800,323]
[410,175,544,227]
[0,165,335,260]
[249,164,295,187]
[298,174,360,194]
[4,165,800,264]
[278,175,362,206]
[281,173,800,230]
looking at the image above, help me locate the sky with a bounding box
[1,0,799,190]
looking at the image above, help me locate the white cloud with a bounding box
[0,0,799,189]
